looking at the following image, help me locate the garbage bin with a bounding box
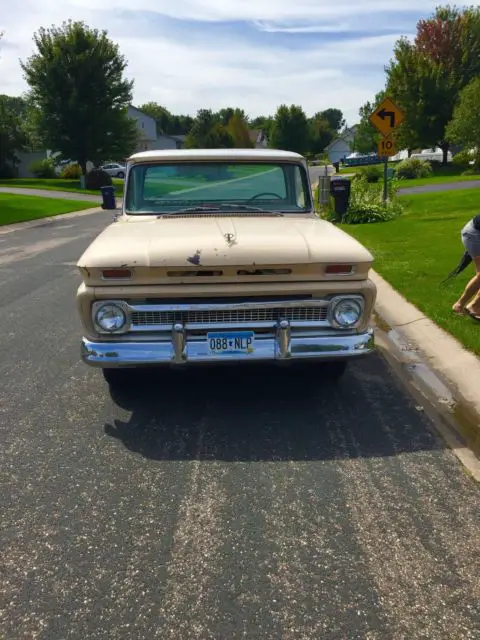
[329,176,351,218]
[100,185,117,210]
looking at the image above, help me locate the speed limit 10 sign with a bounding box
[378,137,397,157]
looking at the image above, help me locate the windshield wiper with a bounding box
[157,204,284,217]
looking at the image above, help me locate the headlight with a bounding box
[95,303,126,332]
[331,298,362,327]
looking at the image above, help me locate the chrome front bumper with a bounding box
[81,326,375,368]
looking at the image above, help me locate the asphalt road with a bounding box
[1,210,480,640]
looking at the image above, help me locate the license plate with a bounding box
[207,331,255,355]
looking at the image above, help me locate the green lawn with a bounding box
[339,162,397,175]
[0,193,98,226]
[340,161,480,188]
[396,165,480,188]
[341,189,480,356]
[0,178,124,196]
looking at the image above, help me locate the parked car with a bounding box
[76,148,377,390]
[100,162,126,178]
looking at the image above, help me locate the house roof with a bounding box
[326,137,351,151]
[128,105,155,123]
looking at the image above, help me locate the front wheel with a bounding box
[116,171,125,179]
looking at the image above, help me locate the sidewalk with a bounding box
[0,186,101,202]
[371,270,480,468]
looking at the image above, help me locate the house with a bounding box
[248,129,269,149]
[325,126,358,164]
[128,107,188,151]
[128,105,158,152]
[155,134,186,150]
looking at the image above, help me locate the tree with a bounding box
[446,76,480,168]
[226,110,253,147]
[185,109,234,148]
[20,20,138,175]
[0,95,26,175]
[270,104,309,154]
[138,102,173,135]
[138,102,194,137]
[386,5,480,164]
[386,37,456,162]
[318,108,345,133]
[308,114,334,156]
[352,91,387,153]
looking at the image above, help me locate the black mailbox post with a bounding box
[329,176,351,219]
[100,185,117,210]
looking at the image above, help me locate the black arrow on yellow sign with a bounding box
[377,108,396,128]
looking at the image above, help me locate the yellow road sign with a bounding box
[370,97,405,137]
[378,137,397,157]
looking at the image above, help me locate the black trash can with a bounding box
[100,185,117,210]
[329,176,351,219]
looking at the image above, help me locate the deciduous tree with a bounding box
[0,94,26,175]
[386,5,480,164]
[226,110,253,148]
[21,20,138,175]
[185,109,234,148]
[446,76,480,168]
[270,104,309,154]
[318,108,345,133]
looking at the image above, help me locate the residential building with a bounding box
[248,129,269,149]
[325,126,358,163]
[155,134,186,150]
[128,105,157,152]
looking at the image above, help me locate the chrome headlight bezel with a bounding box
[328,295,364,329]
[92,300,130,334]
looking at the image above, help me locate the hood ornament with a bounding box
[224,232,236,245]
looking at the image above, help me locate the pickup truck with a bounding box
[76,148,376,389]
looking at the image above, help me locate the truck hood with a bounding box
[77,214,373,269]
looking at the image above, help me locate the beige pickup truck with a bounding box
[76,148,376,388]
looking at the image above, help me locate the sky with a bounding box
[1,0,478,126]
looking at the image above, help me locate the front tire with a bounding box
[116,171,125,179]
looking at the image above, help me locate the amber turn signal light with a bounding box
[324,264,353,275]
[101,269,132,279]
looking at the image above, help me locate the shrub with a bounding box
[353,165,382,183]
[60,163,82,179]
[0,163,16,178]
[30,158,56,179]
[328,176,402,224]
[395,157,433,180]
[452,148,479,169]
[85,168,112,190]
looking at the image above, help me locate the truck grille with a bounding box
[131,306,328,326]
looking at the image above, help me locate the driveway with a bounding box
[1,211,479,639]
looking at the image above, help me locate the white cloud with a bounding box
[1,1,477,124]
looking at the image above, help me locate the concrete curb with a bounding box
[371,269,480,470]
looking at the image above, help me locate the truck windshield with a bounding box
[124,162,312,214]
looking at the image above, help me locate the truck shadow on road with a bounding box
[104,353,445,462]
